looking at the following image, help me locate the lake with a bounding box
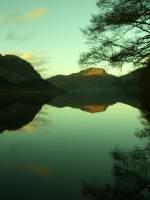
[0,102,149,199]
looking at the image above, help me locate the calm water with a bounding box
[0,103,149,199]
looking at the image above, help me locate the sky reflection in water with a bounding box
[0,103,147,199]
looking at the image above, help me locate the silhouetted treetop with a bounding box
[79,0,150,67]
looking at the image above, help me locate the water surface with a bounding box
[0,103,148,199]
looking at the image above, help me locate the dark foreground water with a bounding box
[0,103,150,199]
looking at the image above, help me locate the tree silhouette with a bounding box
[82,107,150,200]
[82,146,150,200]
[79,0,150,68]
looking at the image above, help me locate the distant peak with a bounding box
[79,67,107,76]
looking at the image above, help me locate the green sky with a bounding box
[0,0,98,77]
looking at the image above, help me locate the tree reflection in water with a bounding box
[82,109,150,200]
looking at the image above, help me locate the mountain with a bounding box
[119,60,150,94]
[48,66,148,112]
[48,64,150,96]
[0,54,63,98]
[47,67,120,94]
[0,54,42,84]
[0,76,12,86]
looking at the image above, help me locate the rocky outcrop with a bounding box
[78,67,107,76]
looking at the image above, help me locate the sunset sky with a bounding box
[0,0,98,77]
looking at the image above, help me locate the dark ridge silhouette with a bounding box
[48,60,150,95]
[0,102,42,132]
[0,54,41,83]
[47,66,146,98]
[47,67,119,92]
[0,54,63,97]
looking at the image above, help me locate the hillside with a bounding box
[0,54,42,84]
[0,54,63,101]
[47,67,120,94]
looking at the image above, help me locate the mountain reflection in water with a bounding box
[0,92,150,200]
[0,90,145,132]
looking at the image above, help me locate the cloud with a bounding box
[20,52,48,67]
[23,7,48,20]
[5,31,33,42]
[0,7,49,23]
[19,52,50,77]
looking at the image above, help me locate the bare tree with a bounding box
[79,0,150,68]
